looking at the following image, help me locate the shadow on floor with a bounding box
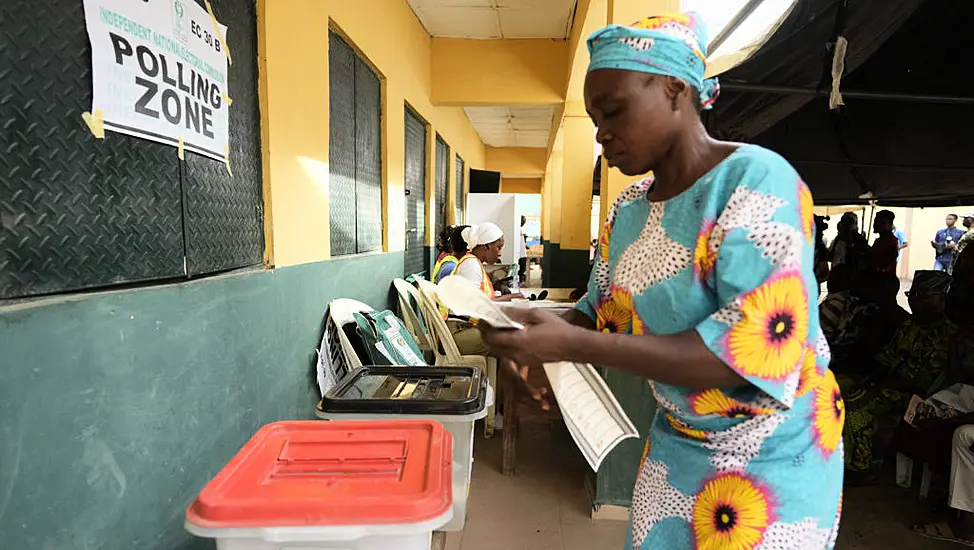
[458,419,957,549]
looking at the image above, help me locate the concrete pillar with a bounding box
[545,103,596,288]
[599,0,681,229]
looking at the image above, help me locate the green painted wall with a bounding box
[589,368,657,508]
[0,252,403,549]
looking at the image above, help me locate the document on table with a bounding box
[435,277,639,471]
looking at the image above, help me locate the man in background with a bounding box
[869,210,900,275]
[954,213,974,273]
[894,223,909,264]
[517,215,528,284]
[830,212,869,273]
[932,213,965,272]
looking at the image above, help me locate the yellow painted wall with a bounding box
[259,0,486,267]
[561,114,596,250]
[485,147,547,177]
[430,39,569,106]
[546,126,565,243]
[501,178,543,194]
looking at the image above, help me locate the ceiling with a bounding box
[407,0,576,39]
[463,106,555,148]
[408,0,576,152]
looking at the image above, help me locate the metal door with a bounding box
[455,155,465,224]
[404,109,427,277]
[328,32,357,256]
[434,136,449,244]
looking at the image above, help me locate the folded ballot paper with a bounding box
[435,277,639,471]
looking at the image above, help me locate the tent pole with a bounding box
[709,0,769,53]
[719,84,974,105]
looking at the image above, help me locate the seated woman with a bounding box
[844,270,956,479]
[894,253,974,467]
[432,225,463,283]
[824,269,908,377]
[447,222,522,355]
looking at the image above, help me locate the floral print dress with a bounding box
[575,145,844,550]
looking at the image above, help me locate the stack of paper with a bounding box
[435,277,639,471]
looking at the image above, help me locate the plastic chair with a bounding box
[392,279,433,357]
[896,452,934,499]
[315,299,374,397]
[414,279,498,438]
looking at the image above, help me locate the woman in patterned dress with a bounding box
[480,13,844,550]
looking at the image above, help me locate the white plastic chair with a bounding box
[315,299,374,397]
[414,279,498,438]
[896,452,934,499]
[392,278,433,358]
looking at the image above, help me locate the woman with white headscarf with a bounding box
[448,222,523,354]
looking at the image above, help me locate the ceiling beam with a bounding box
[709,0,769,53]
[720,83,974,105]
[430,38,569,106]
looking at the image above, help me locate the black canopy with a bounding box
[708,0,974,206]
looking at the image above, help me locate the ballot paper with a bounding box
[435,277,639,471]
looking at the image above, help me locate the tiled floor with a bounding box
[451,419,627,550]
[449,418,957,550]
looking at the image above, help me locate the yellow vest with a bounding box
[432,254,458,283]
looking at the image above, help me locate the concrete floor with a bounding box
[447,419,957,550]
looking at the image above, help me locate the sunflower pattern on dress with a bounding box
[799,180,815,244]
[796,348,823,398]
[574,145,843,550]
[690,389,776,418]
[596,290,633,334]
[693,473,773,550]
[693,220,721,280]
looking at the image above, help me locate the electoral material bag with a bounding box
[353,310,427,366]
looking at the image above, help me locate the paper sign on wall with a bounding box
[83,0,230,161]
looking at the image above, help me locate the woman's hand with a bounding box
[479,308,583,411]
[480,308,580,367]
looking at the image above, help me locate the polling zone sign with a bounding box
[83,0,230,161]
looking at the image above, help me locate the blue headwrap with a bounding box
[587,12,720,110]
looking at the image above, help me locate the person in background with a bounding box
[932,214,964,272]
[949,239,974,323]
[446,223,523,355]
[911,424,974,544]
[819,263,856,337]
[830,212,868,273]
[893,223,909,263]
[825,270,908,378]
[843,270,956,482]
[479,12,842,549]
[432,225,462,283]
[901,262,974,544]
[814,215,831,283]
[517,215,528,284]
[953,213,974,272]
[869,210,900,275]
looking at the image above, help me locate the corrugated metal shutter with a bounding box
[328,32,358,257]
[328,31,383,256]
[0,0,264,299]
[184,0,264,276]
[455,155,465,223]
[404,109,426,276]
[434,135,449,243]
[354,57,382,253]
